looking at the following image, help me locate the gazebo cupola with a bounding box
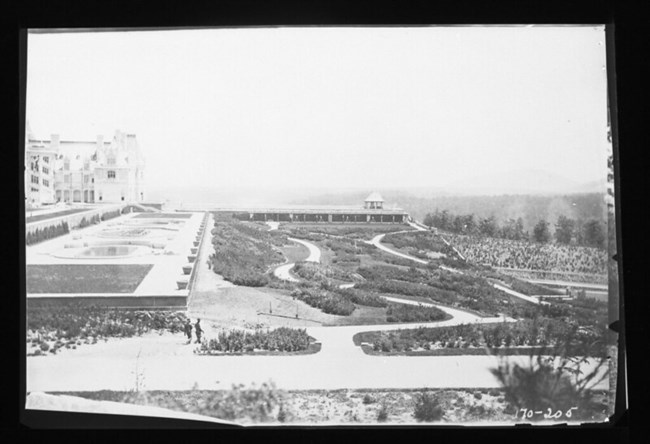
[364,192,384,210]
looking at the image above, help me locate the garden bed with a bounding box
[196,327,316,354]
[208,219,287,286]
[26,264,154,294]
[27,307,188,356]
[352,319,607,357]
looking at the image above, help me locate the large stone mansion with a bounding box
[24,122,145,208]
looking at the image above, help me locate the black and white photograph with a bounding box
[22,25,620,427]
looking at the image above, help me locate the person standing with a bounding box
[194,318,203,344]
[184,319,193,344]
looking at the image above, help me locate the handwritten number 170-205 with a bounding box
[517,407,578,420]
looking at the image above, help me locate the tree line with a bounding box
[423,209,606,248]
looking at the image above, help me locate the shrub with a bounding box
[211,382,284,422]
[377,403,389,422]
[336,288,388,308]
[291,287,355,316]
[490,327,610,421]
[25,221,69,245]
[277,403,287,422]
[39,342,50,352]
[413,392,444,422]
[362,394,375,405]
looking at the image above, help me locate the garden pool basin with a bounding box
[51,245,153,259]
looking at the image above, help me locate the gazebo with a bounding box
[364,192,384,210]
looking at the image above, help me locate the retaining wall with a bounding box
[27,294,188,310]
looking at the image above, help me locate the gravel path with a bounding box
[272,237,321,281]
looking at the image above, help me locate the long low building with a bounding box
[196,193,411,224]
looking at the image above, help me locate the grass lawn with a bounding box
[133,213,192,219]
[27,264,154,293]
[25,208,90,224]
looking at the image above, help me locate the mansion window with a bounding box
[64,160,70,170]
[31,175,38,184]
[42,166,49,175]
[108,170,116,179]
[31,187,38,193]
[43,156,49,163]
[42,179,49,187]
[107,156,116,166]
[84,175,89,184]
[64,175,70,183]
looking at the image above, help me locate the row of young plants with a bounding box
[25,221,70,245]
[100,209,122,221]
[292,261,357,283]
[77,214,101,228]
[382,231,455,258]
[27,306,188,355]
[360,319,606,356]
[196,327,312,354]
[229,219,288,247]
[209,220,287,286]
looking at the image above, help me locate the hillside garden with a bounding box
[208,218,289,286]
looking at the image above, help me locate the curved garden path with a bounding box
[272,237,321,282]
[368,222,540,305]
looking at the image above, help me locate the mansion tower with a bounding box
[24,123,145,208]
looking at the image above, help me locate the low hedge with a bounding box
[198,327,312,353]
[25,221,70,245]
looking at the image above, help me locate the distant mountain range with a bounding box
[146,169,607,208]
[442,169,607,196]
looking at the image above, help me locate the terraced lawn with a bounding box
[26,264,154,293]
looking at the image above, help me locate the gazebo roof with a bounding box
[364,192,384,202]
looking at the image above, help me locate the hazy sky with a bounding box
[26,26,610,192]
